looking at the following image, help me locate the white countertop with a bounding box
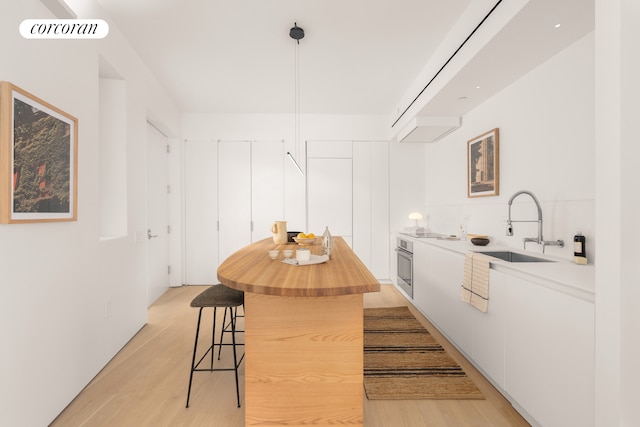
[399,234,595,303]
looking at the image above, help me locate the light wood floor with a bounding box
[50,284,529,427]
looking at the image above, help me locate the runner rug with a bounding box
[363,306,484,400]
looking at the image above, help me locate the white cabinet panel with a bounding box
[307,157,352,238]
[428,245,473,354]
[184,141,218,284]
[307,140,352,158]
[218,141,252,263]
[252,141,284,242]
[505,275,594,427]
[471,269,506,388]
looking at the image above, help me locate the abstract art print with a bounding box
[0,82,77,223]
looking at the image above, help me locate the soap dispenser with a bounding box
[573,232,587,265]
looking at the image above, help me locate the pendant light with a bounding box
[287,23,305,176]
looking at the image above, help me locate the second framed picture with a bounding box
[467,128,499,198]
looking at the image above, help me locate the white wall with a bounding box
[0,1,181,426]
[423,32,595,262]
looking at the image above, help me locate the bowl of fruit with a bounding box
[293,232,317,245]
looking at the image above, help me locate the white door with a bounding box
[252,141,284,242]
[217,141,251,263]
[184,141,219,284]
[146,123,170,306]
[307,157,353,244]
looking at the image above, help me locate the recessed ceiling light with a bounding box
[476,86,481,89]
[554,23,561,28]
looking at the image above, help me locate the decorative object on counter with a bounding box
[0,81,78,223]
[363,306,484,400]
[293,232,317,245]
[268,250,279,260]
[506,190,564,253]
[437,235,459,241]
[287,231,301,242]
[282,249,294,259]
[467,128,499,198]
[322,226,332,257]
[458,224,467,239]
[470,237,490,246]
[271,221,288,244]
[574,232,587,265]
[408,212,424,233]
[283,253,329,266]
[295,248,310,261]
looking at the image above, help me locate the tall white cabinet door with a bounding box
[251,141,284,242]
[218,141,251,263]
[307,157,353,243]
[184,141,218,284]
[353,141,389,278]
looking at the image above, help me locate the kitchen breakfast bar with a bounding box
[217,236,380,426]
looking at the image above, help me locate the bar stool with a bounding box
[186,284,245,408]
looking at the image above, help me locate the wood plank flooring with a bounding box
[50,284,529,427]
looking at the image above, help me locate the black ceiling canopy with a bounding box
[289,23,304,43]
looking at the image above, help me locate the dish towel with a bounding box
[460,252,491,312]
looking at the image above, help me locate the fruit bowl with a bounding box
[293,237,318,245]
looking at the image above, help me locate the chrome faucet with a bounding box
[506,190,564,253]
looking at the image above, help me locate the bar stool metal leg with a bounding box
[185,307,204,408]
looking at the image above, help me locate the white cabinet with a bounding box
[422,245,475,353]
[184,141,219,284]
[505,275,594,427]
[410,241,594,427]
[218,140,285,263]
[217,141,252,263]
[306,141,389,279]
[471,269,507,388]
[184,140,285,283]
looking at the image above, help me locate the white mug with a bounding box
[296,248,310,261]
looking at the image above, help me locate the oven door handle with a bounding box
[395,247,413,258]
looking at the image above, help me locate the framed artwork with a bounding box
[467,128,499,198]
[0,82,78,223]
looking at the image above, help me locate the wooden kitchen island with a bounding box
[217,237,380,426]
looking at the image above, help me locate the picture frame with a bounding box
[467,128,499,198]
[0,82,78,223]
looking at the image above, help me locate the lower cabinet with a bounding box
[411,242,594,427]
[504,274,594,427]
[471,269,506,389]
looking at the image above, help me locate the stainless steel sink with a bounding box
[477,251,553,263]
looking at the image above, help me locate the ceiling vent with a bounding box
[396,116,461,143]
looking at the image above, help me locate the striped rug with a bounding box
[364,306,484,400]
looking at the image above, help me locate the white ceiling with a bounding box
[94,0,594,118]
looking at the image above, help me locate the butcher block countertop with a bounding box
[217,236,380,297]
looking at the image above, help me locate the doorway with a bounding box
[146,122,170,306]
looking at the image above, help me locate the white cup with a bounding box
[296,248,310,261]
[283,249,294,258]
[268,250,279,260]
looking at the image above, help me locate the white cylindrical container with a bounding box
[296,248,310,262]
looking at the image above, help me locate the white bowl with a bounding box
[268,250,279,260]
[293,237,317,245]
[282,249,294,258]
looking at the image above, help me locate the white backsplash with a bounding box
[424,198,595,263]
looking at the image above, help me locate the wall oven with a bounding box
[395,237,413,298]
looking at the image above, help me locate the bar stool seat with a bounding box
[186,284,245,408]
